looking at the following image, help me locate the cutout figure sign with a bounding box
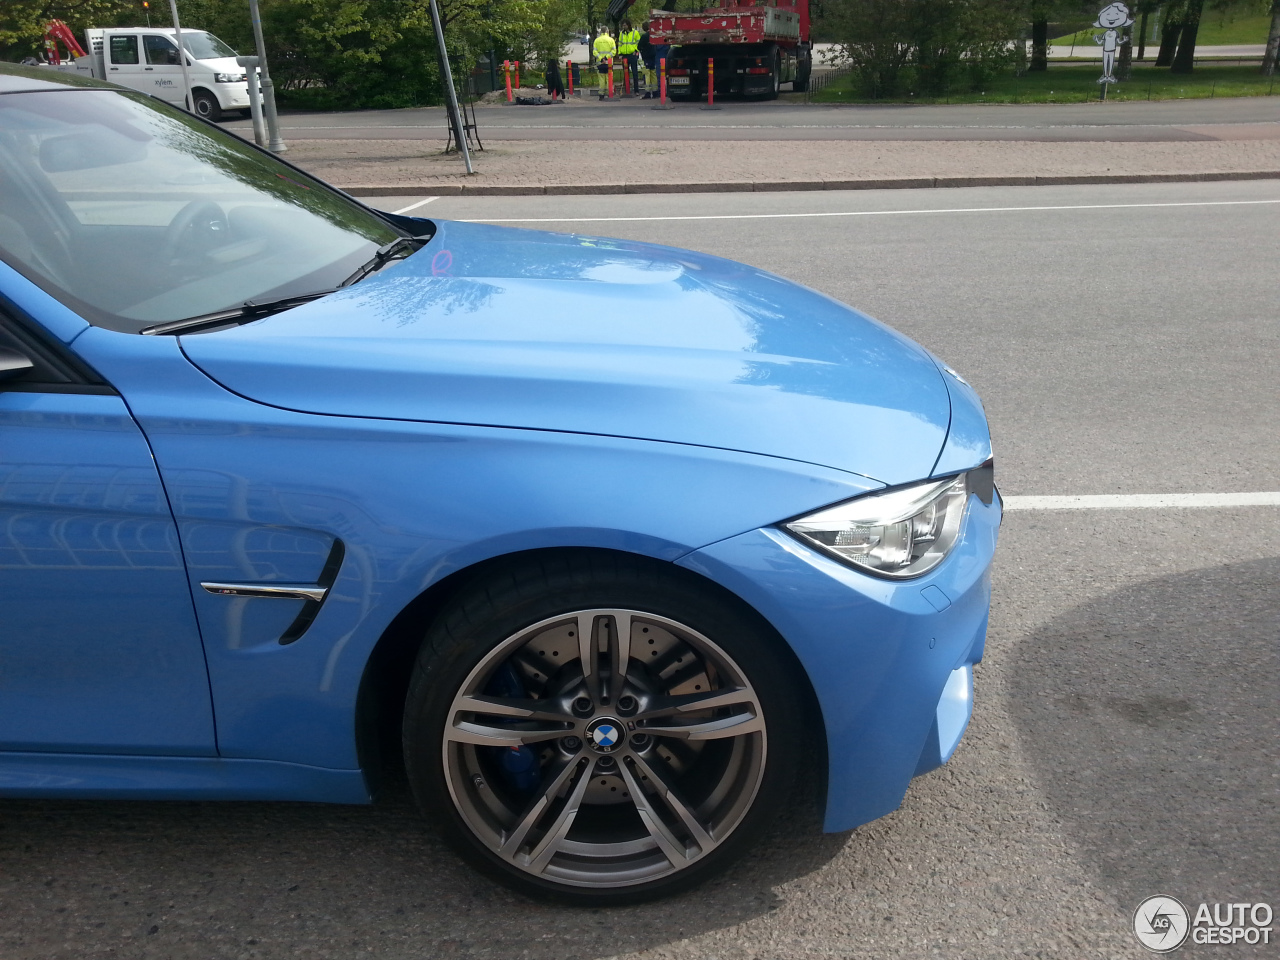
[1094,2,1134,83]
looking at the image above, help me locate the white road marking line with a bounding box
[392,197,440,214]
[462,198,1280,224]
[1003,492,1280,510]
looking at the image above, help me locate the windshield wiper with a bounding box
[140,290,337,336]
[340,236,429,288]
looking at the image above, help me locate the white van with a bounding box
[55,27,250,121]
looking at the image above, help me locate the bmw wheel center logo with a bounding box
[586,718,625,753]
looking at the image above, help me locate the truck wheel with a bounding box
[191,89,222,122]
[788,51,808,92]
[767,51,781,100]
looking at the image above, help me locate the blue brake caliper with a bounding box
[487,662,542,794]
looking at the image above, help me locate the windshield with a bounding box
[181,31,237,60]
[0,87,406,333]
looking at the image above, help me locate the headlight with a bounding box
[213,73,245,83]
[783,461,993,579]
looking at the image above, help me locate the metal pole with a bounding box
[237,56,267,145]
[166,0,194,113]
[428,0,473,175]
[246,0,286,152]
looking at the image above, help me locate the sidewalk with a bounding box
[286,136,1280,197]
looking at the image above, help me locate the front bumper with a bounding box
[220,84,251,108]
[677,488,1000,833]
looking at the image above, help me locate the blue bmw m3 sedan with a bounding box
[0,62,999,903]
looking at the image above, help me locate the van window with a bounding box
[109,35,139,65]
[179,31,237,60]
[144,35,181,66]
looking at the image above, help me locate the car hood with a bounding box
[180,221,953,484]
[195,56,243,73]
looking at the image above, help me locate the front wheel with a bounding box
[191,89,222,122]
[402,554,802,904]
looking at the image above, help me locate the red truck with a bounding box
[646,0,812,100]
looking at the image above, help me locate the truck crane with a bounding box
[607,0,812,100]
[43,20,88,66]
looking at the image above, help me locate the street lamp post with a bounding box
[165,0,194,113]
[246,0,286,153]
[428,0,474,174]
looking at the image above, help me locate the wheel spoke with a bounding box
[640,709,764,741]
[498,756,582,859]
[447,719,569,747]
[525,756,597,873]
[636,686,757,720]
[576,612,599,703]
[618,756,690,866]
[607,611,632,703]
[453,694,568,723]
[627,750,714,850]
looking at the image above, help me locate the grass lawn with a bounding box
[1053,12,1274,49]
[810,63,1280,104]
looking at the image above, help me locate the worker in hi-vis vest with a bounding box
[617,20,642,93]
[592,27,616,99]
[592,27,616,66]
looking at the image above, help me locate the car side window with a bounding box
[109,35,139,65]
[144,36,180,66]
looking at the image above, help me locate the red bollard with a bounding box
[607,57,615,98]
[514,61,520,90]
[623,58,631,95]
[701,57,720,110]
[566,58,573,96]
[652,56,674,110]
[504,60,512,102]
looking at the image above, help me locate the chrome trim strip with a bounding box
[200,582,329,602]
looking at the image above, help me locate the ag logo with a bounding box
[1133,896,1190,952]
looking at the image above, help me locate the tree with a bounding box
[1,0,136,59]
[1263,0,1279,73]
[1169,0,1204,71]
[827,0,1021,97]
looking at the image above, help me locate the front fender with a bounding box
[69,326,881,770]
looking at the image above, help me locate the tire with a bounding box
[402,552,802,904]
[794,52,812,93]
[191,89,222,122]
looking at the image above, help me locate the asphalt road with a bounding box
[222,97,1280,143]
[1,181,1277,960]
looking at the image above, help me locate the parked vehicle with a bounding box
[0,62,999,904]
[46,24,249,120]
[639,0,812,99]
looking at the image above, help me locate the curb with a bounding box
[340,170,1280,198]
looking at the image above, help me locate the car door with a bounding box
[104,32,146,93]
[0,307,216,755]
[142,34,186,106]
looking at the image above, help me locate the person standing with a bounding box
[592,25,616,99]
[618,19,641,94]
[651,29,671,99]
[638,22,656,98]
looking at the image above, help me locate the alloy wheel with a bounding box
[440,608,768,889]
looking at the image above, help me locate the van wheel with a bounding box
[191,89,222,122]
